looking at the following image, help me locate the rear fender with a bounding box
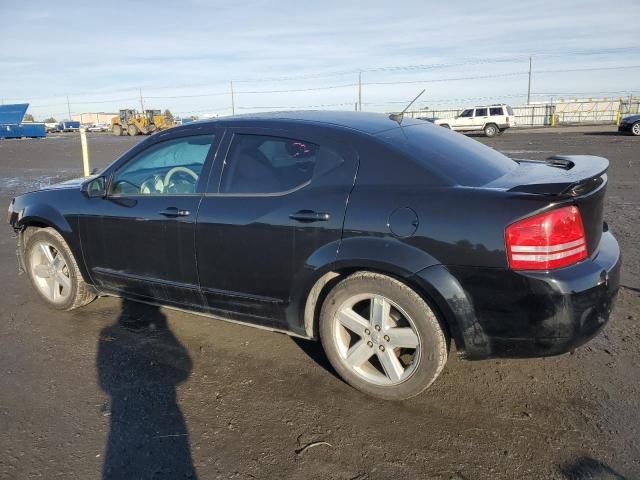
[290,236,441,338]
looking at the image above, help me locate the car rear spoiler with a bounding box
[489,155,609,196]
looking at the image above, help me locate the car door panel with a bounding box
[195,126,358,329]
[79,130,221,306]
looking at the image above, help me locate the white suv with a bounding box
[435,104,515,137]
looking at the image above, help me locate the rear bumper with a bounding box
[413,231,621,360]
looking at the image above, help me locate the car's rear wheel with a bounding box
[484,123,498,137]
[632,121,640,136]
[440,124,451,129]
[319,272,448,400]
[24,227,96,310]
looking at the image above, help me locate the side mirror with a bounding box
[82,176,106,198]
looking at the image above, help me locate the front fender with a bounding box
[9,197,89,283]
[13,201,74,235]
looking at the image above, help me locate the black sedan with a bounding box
[618,114,640,135]
[8,111,620,400]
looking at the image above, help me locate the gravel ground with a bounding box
[0,126,638,480]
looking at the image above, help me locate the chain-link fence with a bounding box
[406,97,640,128]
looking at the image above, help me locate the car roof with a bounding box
[186,110,424,135]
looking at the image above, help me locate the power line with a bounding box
[8,48,640,101]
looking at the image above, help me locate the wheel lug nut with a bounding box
[374,325,381,331]
[379,345,385,352]
[364,329,371,335]
[384,335,390,342]
[367,341,373,348]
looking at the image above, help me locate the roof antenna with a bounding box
[389,89,426,123]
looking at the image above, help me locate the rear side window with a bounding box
[475,108,488,116]
[221,134,319,194]
[490,107,504,116]
[377,123,516,187]
[506,106,514,115]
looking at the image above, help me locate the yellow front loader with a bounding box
[111,109,174,136]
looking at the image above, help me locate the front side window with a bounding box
[475,108,488,116]
[460,109,473,118]
[221,134,319,194]
[490,107,504,116]
[111,134,214,195]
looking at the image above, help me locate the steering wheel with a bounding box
[140,174,165,194]
[164,166,198,188]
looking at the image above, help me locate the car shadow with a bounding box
[290,336,343,381]
[96,299,197,479]
[561,456,626,479]
[583,132,624,136]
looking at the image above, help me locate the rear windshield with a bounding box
[377,123,516,187]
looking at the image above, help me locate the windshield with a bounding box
[377,123,517,187]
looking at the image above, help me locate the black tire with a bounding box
[319,272,448,400]
[441,124,451,129]
[23,227,96,311]
[631,121,640,136]
[127,124,138,136]
[112,124,122,136]
[484,123,498,137]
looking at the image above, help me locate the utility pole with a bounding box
[358,72,362,112]
[230,81,235,115]
[139,88,145,113]
[527,56,532,105]
[66,95,72,120]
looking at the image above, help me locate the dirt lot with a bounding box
[0,126,638,480]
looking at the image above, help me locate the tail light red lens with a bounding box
[506,206,587,270]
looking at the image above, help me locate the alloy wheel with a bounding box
[332,294,421,386]
[29,241,72,303]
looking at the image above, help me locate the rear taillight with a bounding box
[506,206,587,270]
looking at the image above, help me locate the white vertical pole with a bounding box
[230,81,236,115]
[358,72,362,112]
[80,128,91,176]
[527,56,532,105]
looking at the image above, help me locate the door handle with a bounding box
[159,207,191,217]
[289,210,330,223]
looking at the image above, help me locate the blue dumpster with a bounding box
[0,103,46,138]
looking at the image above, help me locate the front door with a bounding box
[195,127,358,330]
[80,132,218,307]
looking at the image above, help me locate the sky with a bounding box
[1,0,639,120]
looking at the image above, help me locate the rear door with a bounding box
[473,107,489,129]
[195,126,358,328]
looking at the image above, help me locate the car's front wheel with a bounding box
[319,272,448,400]
[24,227,96,310]
[631,121,640,136]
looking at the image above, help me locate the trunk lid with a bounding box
[487,155,609,256]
